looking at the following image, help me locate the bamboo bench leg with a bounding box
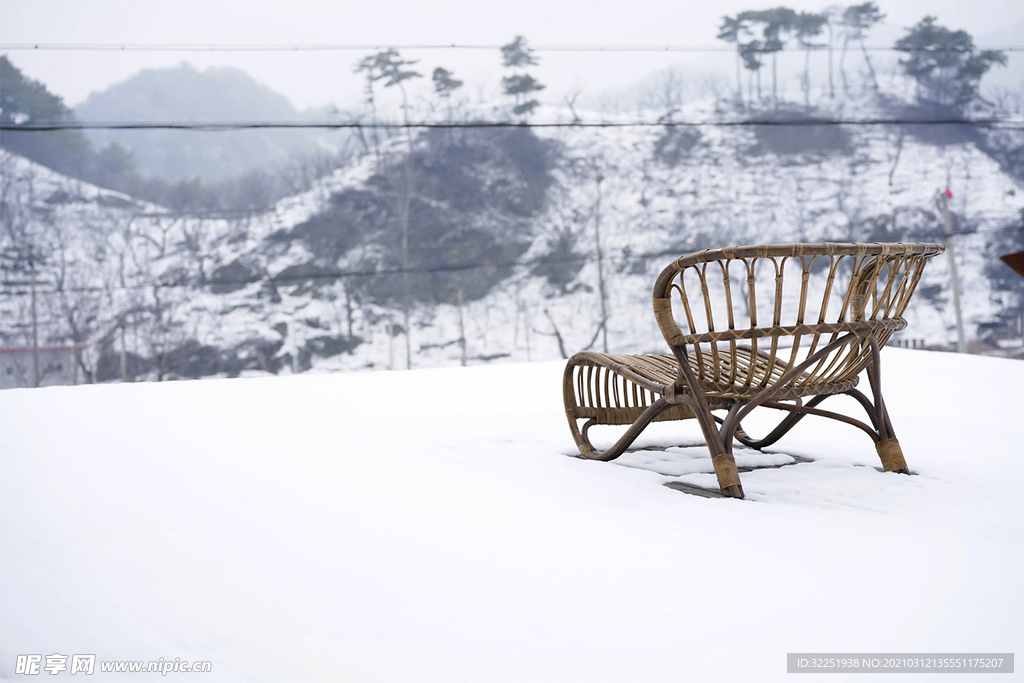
[711,451,744,499]
[876,438,908,473]
[865,336,910,475]
[673,353,745,499]
[666,394,743,498]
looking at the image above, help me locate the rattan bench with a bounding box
[563,242,945,498]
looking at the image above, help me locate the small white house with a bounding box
[0,345,86,389]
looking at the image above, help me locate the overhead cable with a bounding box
[1,42,1021,53]
[3,226,1021,298]
[4,118,1023,132]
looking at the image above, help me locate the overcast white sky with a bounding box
[2,0,1023,113]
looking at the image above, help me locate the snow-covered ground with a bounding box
[2,349,1021,681]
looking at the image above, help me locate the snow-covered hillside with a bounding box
[2,83,1023,383]
[2,350,1022,681]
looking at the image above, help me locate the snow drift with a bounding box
[2,349,1022,681]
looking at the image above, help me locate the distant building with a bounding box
[0,345,86,389]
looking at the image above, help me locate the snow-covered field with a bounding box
[2,349,1022,681]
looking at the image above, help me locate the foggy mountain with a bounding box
[73,63,349,182]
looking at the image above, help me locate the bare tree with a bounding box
[644,70,685,123]
[563,87,583,123]
[144,284,188,381]
[700,74,729,103]
[178,217,211,284]
[887,127,906,186]
[987,85,1024,115]
[0,158,54,385]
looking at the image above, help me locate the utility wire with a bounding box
[3,227,1021,298]
[5,118,1024,131]
[2,252,610,296]
[2,42,1022,53]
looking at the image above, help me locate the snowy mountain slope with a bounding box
[2,350,1022,681]
[179,95,1024,373]
[2,83,1023,382]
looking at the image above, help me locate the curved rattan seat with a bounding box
[563,242,945,498]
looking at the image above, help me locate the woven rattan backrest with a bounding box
[652,243,944,393]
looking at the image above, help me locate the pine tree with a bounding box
[0,55,74,125]
[756,8,798,105]
[355,49,421,124]
[353,52,387,162]
[500,36,545,120]
[725,9,798,106]
[380,50,422,146]
[0,56,93,178]
[894,16,1006,110]
[432,67,463,99]
[717,15,748,109]
[739,40,765,102]
[353,49,423,369]
[824,6,842,98]
[501,35,539,69]
[93,142,137,189]
[354,48,422,165]
[794,11,828,107]
[431,67,463,122]
[841,2,885,90]
[379,50,421,369]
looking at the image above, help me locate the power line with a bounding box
[2,42,1022,53]
[906,225,1024,239]
[3,228,1021,298]
[1,252,605,296]
[4,118,1023,132]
